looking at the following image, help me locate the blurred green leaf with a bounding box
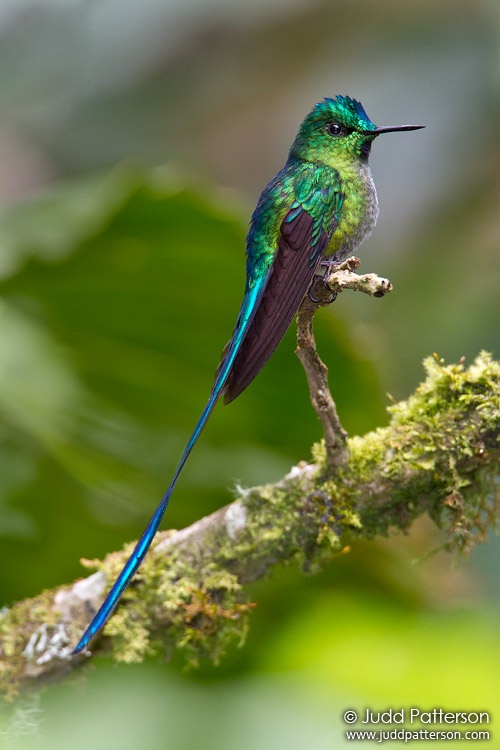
[263,594,499,706]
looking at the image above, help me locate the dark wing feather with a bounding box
[222,208,330,403]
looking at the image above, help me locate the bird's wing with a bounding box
[222,174,343,403]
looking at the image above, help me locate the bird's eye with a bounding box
[327,122,343,136]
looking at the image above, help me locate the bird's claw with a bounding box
[308,278,337,305]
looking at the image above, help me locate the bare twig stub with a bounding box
[324,256,393,299]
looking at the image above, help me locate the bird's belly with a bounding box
[325,170,379,262]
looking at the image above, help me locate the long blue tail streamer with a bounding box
[72,281,265,654]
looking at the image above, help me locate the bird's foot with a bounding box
[307,257,355,304]
[308,278,337,305]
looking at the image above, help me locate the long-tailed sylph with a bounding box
[73,95,423,654]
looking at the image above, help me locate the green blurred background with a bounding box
[0,1,499,747]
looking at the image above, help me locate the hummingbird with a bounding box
[73,96,423,654]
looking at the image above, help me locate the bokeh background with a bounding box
[0,1,499,747]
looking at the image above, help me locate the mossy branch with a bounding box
[1,264,499,699]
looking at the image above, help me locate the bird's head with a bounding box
[290,96,423,165]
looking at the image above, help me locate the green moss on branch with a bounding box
[1,353,499,698]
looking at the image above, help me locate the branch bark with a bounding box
[1,265,499,700]
[295,256,393,467]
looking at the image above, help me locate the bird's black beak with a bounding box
[365,124,425,136]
